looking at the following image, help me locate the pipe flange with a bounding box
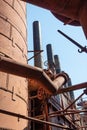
[55,71,69,85]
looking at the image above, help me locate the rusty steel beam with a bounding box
[64,92,85,111]
[0,56,56,94]
[57,82,87,94]
[30,107,87,118]
[49,109,86,116]
[49,109,87,117]
[0,56,69,94]
[28,50,43,61]
[79,126,87,128]
[0,56,87,94]
[0,109,74,130]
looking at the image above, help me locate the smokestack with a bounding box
[54,55,61,73]
[0,1,28,129]
[33,21,43,68]
[68,78,75,100]
[46,44,55,73]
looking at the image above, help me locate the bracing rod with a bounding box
[58,30,87,53]
[0,109,74,130]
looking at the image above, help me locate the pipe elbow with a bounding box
[53,71,69,91]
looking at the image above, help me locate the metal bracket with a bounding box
[12,86,16,101]
[27,50,43,61]
[12,38,15,48]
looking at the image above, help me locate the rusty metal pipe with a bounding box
[0,56,69,94]
[64,92,85,111]
[57,82,87,94]
[0,109,73,130]
[36,109,87,119]
[53,72,69,91]
[0,56,87,94]
[0,56,56,94]
[0,56,68,95]
[49,109,87,117]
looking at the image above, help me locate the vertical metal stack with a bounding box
[31,21,43,130]
[46,44,55,73]
[54,55,61,73]
[68,78,75,100]
[33,21,43,68]
[0,0,28,129]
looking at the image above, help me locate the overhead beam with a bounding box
[0,109,73,130]
[0,56,56,94]
[57,82,87,94]
[0,56,87,94]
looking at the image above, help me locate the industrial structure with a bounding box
[0,0,87,130]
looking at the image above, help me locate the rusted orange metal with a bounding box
[0,56,69,95]
[57,82,87,94]
[49,109,87,117]
[0,55,56,94]
[1,55,87,94]
[0,109,73,130]
[22,0,87,38]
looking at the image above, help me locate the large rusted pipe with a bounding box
[22,0,87,38]
[0,109,73,130]
[53,72,69,91]
[0,56,69,94]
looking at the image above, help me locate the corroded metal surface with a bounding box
[22,0,87,38]
[0,56,69,95]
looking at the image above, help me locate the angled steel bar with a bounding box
[49,109,87,117]
[0,56,87,94]
[57,82,87,94]
[49,109,87,116]
[28,50,43,53]
[64,92,85,111]
[0,109,74,130]
[28,50,43,61]
[0,56,56,94]
[58,30,87,53]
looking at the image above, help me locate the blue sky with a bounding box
[27,4,87,99]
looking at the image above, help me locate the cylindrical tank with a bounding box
[0,0,28,130]
[33,21,43,68]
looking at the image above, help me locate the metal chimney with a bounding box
[33,21,43,68]
[68,78,75,100]
[0,1,28,129]
[54,55,61,74]
[46,44,55,73]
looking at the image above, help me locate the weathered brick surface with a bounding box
[0,0,28,129]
